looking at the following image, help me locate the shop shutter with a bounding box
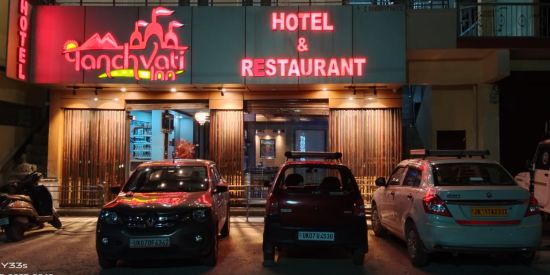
[329,109,402,202]
[61,109,127,207]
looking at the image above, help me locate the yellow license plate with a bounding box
[470,207,508,217]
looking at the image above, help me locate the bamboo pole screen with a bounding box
[209,110,244,199]
[329,109,402,202]
[61,110,127,207]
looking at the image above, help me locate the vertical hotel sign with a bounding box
[7,0,32,81]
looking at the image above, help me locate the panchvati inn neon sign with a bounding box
[241,12,367,77]
[63,7,188,81]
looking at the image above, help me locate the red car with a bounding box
[263,151,368,265]
[96,159,230,268]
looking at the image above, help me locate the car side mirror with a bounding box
[214,184,228,193]
[375,177,387,187]
[110,186,121,194]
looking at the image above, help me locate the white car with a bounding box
[371,150,542,266]
[515,139,550,214]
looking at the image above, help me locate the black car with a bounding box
[96,159,230,268]
[263,151,368,265]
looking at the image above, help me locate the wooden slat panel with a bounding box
[61,110,127,207]
[209,110,244,200]
[329,109,402,202]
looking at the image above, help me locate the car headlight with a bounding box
[192,209,208,222]
[99,210,120,224]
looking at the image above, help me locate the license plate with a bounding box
[0,217,8,226]
[129,238,170,248]
[471,207,508,217]
[298,231,335,241]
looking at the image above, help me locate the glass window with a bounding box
[124,166,209,192]
[388,167,406,186]
[277,165,355,195]
[403,167,422,187]
[432,163,516,186]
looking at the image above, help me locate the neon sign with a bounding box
[16,0,30,80]
[241,12,366,78]
[63,7,188,81]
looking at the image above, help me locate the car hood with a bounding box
[104,191,213,210]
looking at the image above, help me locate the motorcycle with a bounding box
[0,172,62,241]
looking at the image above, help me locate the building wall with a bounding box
[0,0,8,67]
[407,9,457,49]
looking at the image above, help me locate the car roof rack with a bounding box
[410,149,490,159]
[285,151,342,161]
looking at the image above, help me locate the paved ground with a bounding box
[0,217,549,275]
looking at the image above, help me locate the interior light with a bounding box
[93,97,98,101]
[170,88,177,93]
[120,87,127,92]
[348,97,354,100]
[322,87,327,91]
[114,98,119,102]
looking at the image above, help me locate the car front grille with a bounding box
[122,211,192,229]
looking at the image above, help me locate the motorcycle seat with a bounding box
[5,194,33,203]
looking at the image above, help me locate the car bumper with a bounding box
[263,216,368,252]
[418,215,542,252]
[96,221,215,260]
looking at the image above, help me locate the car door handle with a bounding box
[407,194,413,200]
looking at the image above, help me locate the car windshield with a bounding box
[123,166,209,192]
[432,163,516,186]
[278,165,356,195]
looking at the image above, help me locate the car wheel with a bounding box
[352,248,365,265]
[518,250,537,265]
[98,257,117,269]
[406,223,429,267]
[202,234,218,266]
[220,207,230,238]
[6,221,25,242]
[371,204,387,237]
[263,244,276,267]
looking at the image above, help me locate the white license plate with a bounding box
[298,231,335,241]
[129,238,170,248]
[0,217,8,226]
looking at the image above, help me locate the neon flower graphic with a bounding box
[63,7,188,81]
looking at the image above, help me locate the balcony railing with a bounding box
[458,1,550,38]
[41,0,446,8]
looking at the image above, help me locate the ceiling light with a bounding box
[170,88,177,93]
[322,87,327,91]
[114,98,119,102]
[93,97,98,101]
[348,97,354,100]
[120,87,127,92]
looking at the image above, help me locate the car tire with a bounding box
[352,248,365,265]
[263,244,276,267]
[518,250,537,265]
[220,207,230,238]
[98,257,117,269]
[406,223,429,267]
[203,234,218,266]
[371,204,387,237]
[6,221,25,242]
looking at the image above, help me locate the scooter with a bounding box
[0,172,62,241]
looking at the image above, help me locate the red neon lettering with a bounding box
[96,55,111,77]
[288,59,300,76]
[82,55,95,70]
[298,13,311,31]
[155,55,170,70]
[18,63,26,80]
[286,14,298,32]
[277,59,289,76]
[240,58,367,77]
[265,59,276,76]
[253,59,265,77]
[271,12,333,31]
[241,59,253,76]
[112,55,124,69]
[18,47,26,64]
[19,16,27,32]
[314,59,326,76]
[19,0,28,16]
[272,12,285,31]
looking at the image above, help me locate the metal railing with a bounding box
[458,2,550,38]
[42,0,444,8]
